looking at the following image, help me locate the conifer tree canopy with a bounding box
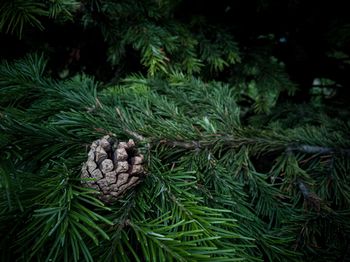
[1,1,350,261]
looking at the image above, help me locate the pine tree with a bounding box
[1,0,350,261]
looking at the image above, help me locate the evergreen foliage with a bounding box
[1,0,350,261]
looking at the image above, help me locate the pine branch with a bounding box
[287,145,350,155]
[125,128,350,156]
[158,139,202,150]
[1,50,349,261]
[296,180,322,212]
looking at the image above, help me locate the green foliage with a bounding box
[1,1,350,261]
[0,0,79,38]
[0,0,47,37]
[80,0,242,77]
[16,165,112,262]
[1,53,349,261]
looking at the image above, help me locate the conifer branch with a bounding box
[124,128,146,142]
[1,4,350,260]
[157,139,202,150]
[126,129,350,155]
[287,145,350,155]
[297,180,322,212]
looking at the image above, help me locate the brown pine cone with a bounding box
[81,135,146,203]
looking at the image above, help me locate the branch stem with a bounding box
[124,129,350,155]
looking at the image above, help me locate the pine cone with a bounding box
[81,135,146,203]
